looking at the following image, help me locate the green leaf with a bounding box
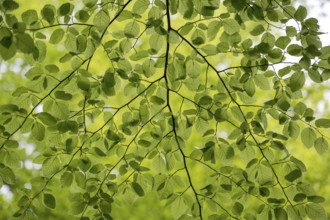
[314,137,328,155]
[58,120,78,133]
[274,207,288,220]
[223,19,240,35]
[201,44,218,55]
[132,182,145,197]
[299,56,311,69]
[4,140,19,148]
[289,71,305,92]
[41,4,56,24]
[89,164,105,174]
[285,169,302,182]
[294,5,307,21]
[307,196,325,203]
[32,122,45,141]
[60,172,74,187]
[82,0,97,8]
[305,203,327,220]
[199,95,212,105]
[93,10,110,32]
[214,108,227,122]
[232,202,244,216]
[301,127,316,148]
[152,155,166,173]
[65,33,77,53]
[308,69,323,83]
[191,29,206,45]
[129,50,149,61]
[49,29,65,44]
[186,59,202,78]
[288,121,300,139]
[169,0,178,14]
[35,112,57,126]
[45,64,59,73]
[0,104,19,113]
[150,96,165,105]
[55,91,73,100]
[250,24,265,36]
[43,100,70,119]
[207,20,222,40]
[243,78,255,96]
[254,74,270,90]
[77,76,90,91]
[230,106,244,122]
[124,21,140,38]
[132,0,149,14]
[139,104,150,124]
[0,166,16,184]
[315,118,330,128]
[75,10,90,22]
[43,193,56,209]
[2,0,19,11]
[15,33,34,53]
[42,157,61,176]
[293,193,306,202]
[149,34,163,53]
[287,44,303,56]
[138,139,151,147]
[21,9,38,25]
[59,3,73,16]
[178,0,194,19]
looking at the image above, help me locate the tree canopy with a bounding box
[0,0,330,219]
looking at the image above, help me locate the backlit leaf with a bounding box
[223,19,240,35]
[301,127,316,148]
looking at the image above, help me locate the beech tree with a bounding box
[0,0,329,219]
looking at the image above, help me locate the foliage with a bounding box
[0,0,330,219]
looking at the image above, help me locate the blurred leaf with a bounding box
[132,182,145,197]
[43,193,56,209]
[301,128,316,148]
[305,203,327,220]
[285,169,302,182]
[315,118,330,128]
[223,19,240,35]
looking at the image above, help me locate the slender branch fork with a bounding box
[164,0,203,219]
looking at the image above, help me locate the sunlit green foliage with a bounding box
[0,0,330,219]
